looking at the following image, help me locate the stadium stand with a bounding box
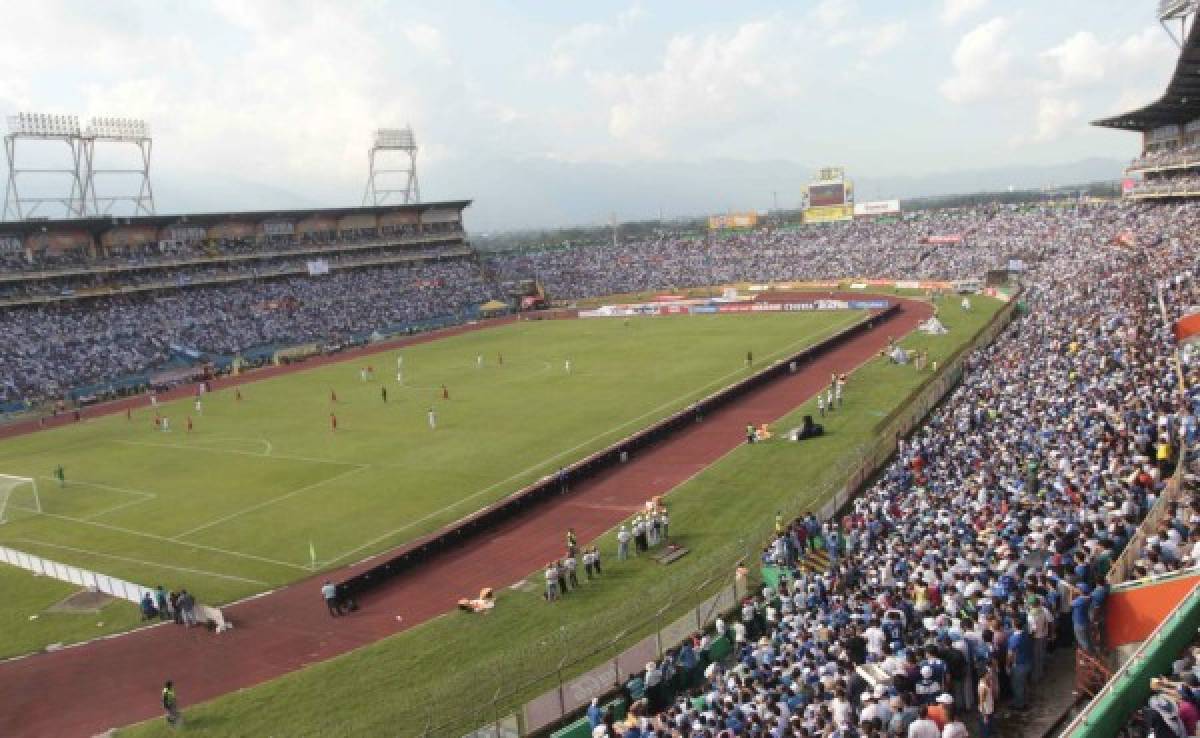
[570,200,1200,737]
[1094,11,1200,203]
[0,203,484,406]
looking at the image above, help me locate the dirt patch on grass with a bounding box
[46,589,115,613]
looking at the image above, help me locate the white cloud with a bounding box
[811,0,854,30]
[403,24,446,60]
[1041,32,1112,89]
[617,2,646,29]
[827,20,907,57]
[1030,97,1082,142]
[591,22,791,155]
[939,17,1015,104]
[547,23,608,77]
[940,0,988,27]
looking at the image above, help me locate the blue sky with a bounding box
[0,0,1184,227]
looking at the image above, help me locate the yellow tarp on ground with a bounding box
[479,300,509,315]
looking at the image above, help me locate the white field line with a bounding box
[173,464,370,541]
[323,314,864,565]
[30,509,310,571]
[186,436,275,456]
[114,440,357,466]
[12,538,269,585]
[36,477,156,501]
[34,476,159,521]
[81,496,155,521]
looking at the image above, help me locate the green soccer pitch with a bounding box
[0,310,867,657]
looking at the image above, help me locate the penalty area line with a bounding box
[11,538,270,586]
[114,440,356,466]
[30,510,310,571]
[173,464,370,541]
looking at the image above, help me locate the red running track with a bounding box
[0,298,929,737]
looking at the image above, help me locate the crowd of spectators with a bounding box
[1130,176,1200,198]
[0,245,467,302]
[486,204,1100,300]
[0,221,463,275]
[587,200,1200,737]
[1130,143,1200,172]
[0,258,489,404]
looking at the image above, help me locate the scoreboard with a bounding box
[808,183,847,207]
[804,167,854,224]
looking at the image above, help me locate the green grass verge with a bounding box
[117,295,1004,737]
[0,563,141,660]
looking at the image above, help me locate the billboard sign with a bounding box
[923,234,964,244]
[707,212,758,230]
[854,200,901,217]
[804,205,854,224]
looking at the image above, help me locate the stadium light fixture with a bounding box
[86,116,150,139]
[374,127,416,149]
[5,112,81,137]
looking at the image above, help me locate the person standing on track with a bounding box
[321,580,342,616]
[162,680,182,728]
[544,562,559,602]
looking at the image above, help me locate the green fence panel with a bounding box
[550,718,592,738]
[1064,584,1200,738]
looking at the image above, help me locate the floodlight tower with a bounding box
[82,117,155,216]
[3,112,88,220]
[1160,0,1198,47]
[362,127,420,206]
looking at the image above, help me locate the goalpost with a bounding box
[0,475,41,523]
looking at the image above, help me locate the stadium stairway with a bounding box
[796,547,831,574]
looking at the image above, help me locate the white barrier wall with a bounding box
[0,544,152,603]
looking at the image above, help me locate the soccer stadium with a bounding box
[1,3,1200,738]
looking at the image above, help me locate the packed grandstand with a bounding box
[0,201,1148,408]
[2,11,1200,738]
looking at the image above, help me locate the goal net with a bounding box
[0,475,41,523]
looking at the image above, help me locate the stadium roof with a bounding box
[0,200,472,236]
[1092,19,1200,131]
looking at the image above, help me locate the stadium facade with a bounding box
[1093,8,1200,199]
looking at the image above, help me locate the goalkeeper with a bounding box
[54,465,65,488]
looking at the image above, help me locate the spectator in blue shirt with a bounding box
[1072,583,1093,651]
[1007,621,1035,710]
